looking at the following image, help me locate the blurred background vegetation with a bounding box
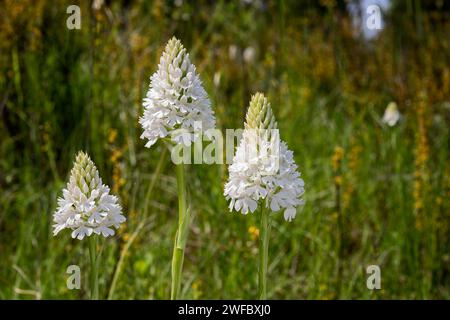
[0,0,449,299]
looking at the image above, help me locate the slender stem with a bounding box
[107,221,145,300]
[258,205,271,300]
[171,163,188,299]
[89,235,99,300]
[336,177,343,296]
[108,149,167,299]
[143,148,168,219]
[171,235,184,299]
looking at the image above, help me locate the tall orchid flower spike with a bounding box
[139,37,216,299]
[224,93,305,299]
[53,151,126,299]
[139,37,216,147]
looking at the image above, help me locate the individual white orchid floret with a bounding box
[53,151,126,240]
[224,93,305,222]
[139,37,216,148]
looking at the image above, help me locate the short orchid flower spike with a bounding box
[53,151,126,240]
[224,93,305,222]
[139,37,216,148]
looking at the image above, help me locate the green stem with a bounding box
[258,205,271,300]
[143,148,168,219]
[171,236,184,299]
[107,221,144,300]
[89,235,99,300]
[107,149,167,299]
[171,163,189,300]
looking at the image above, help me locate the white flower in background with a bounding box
[213,71,221,87]
[139,37,216,148]
[92,0,104,10]
[228,45,238,60]
[224,93,305,221]
[243,46,256,64]
[53,151,126,240]
[382,102,401,126]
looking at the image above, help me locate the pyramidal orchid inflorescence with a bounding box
[224,93,305,222]
[53,151,126,240]
[139,37,216,299]
[139,37,216,148]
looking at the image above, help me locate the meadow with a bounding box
[0,0,449,299]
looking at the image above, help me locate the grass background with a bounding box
[0,0,449,299]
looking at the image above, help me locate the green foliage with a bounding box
[0,0,449,299]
